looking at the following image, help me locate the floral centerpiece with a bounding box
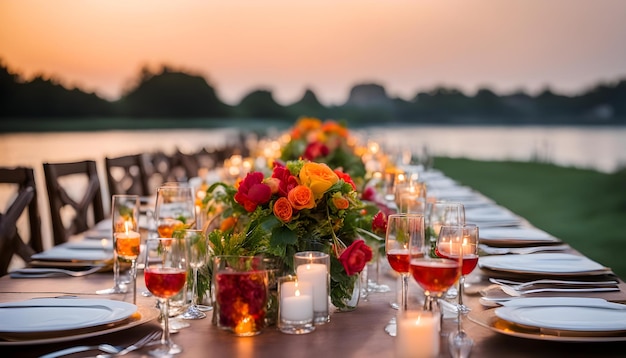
[280,117,367,184]
[203,159,381,310]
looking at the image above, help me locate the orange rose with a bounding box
[332,195,350,210]
[287,185,315,210]
[299,162,339,199]
[273,197,293,222]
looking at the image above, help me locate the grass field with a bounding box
[433,157,626,278]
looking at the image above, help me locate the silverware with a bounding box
[96,330,161,357]
[498,285,619,297]
[489,277,619,290]
[479,244,569,255]
[10,266,104,278]
[39,344,120,358]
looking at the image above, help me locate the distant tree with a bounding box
[118,66,231,118]
[285,88,327,119]
[237,89,289,118]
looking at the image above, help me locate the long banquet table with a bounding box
[3,169,626,357]
[2,253,626,358]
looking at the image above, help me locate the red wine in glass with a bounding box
[410,258,460,295]
[145,267,187,298]
[435,251,479,276]
[387,249,410,273]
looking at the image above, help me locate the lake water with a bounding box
[1,124,625,253]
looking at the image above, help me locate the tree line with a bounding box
[1,61,625,128]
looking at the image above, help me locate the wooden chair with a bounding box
[143,151,190,193]
[105,153,150,196]
[0,166,43,276]
[43,160,106,246]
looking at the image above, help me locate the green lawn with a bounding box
[433,157,626,279]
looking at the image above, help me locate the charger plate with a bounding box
[0,303,159,345]
[468,307,626,342]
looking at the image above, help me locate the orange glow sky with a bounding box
[1,0,626,106]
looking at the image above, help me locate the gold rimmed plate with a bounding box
[0,304,159,345]
[469,308,626,342]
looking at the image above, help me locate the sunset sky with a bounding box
[1,0,625,106]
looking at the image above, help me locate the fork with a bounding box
[39,343,120,358]
[489,277,619,290]
[479,244,569,255]
[497,284,619,297]
[10,266,104,278]
[96,330,161,357]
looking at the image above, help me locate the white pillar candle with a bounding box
[396,311,440,358]
[296,263,328,312]
[280,280,313,322]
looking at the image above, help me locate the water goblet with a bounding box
[97,194,139,295]
[143,236,188,356]
[179,229,211,320]
[384,213,425,336]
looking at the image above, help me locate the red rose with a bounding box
[334,169,356,191]
[303,141,329,160]
[361,186,377,202]
[272,165,299,197]
[234,172,272,212]
[372,211,387,236]
[339,240,373,276]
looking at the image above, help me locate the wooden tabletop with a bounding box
[2,257,626,358]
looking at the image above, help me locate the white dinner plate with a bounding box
[479,226,560,245]
[478,253,609,275]
[0,298,137,333]
[495,297,626,331]
[31,246,113,262]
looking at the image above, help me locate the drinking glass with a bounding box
[154,183,196,322]
[179,229,211,320]
[155,184,196,237]
[436,224,479,314]
[143,236,188,356]
[97,194,139,295]
[384,213,425,336]
[436,225,476,356]
[410,225,461,312]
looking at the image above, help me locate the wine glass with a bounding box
[154,183,196,237]
[143,236,188,356]
[436,224,479,314]
[97,194,139,295]
[384,213,425,336]
[426,201,465,299]
[154,184,196,328]
[436,224,476,357]
[409,225,461,313]
[179,229,211,320]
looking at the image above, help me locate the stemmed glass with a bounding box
[409,225,461,313]
[179,229,211,319]
[154,184,196,328]
[426,201,465,298]
[437,224,479,314]
[143,236,188,356]
[154,184,196,238]
[97,194,139,295]
[435,225,476,357]
[384,213,425,336]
